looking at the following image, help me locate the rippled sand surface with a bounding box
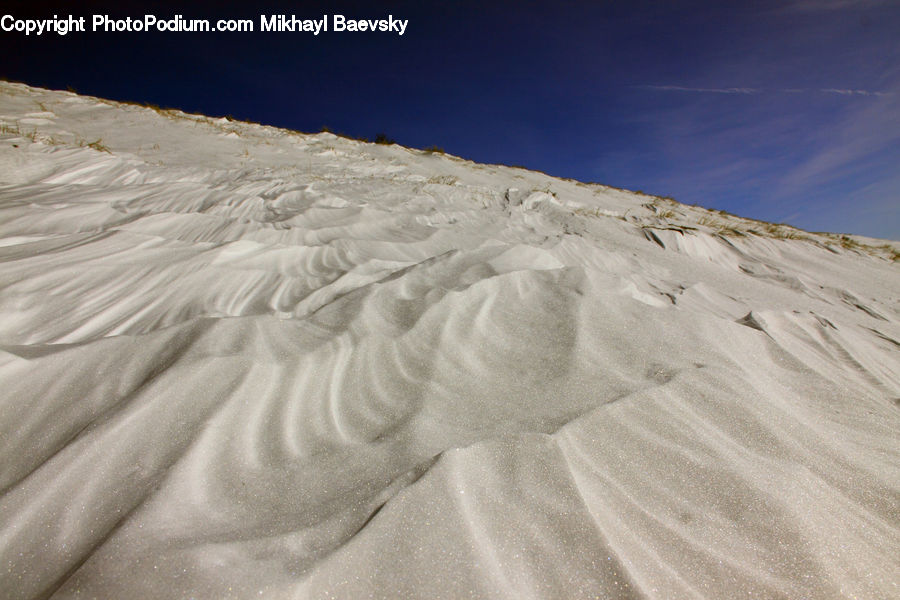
[1,82,898,599]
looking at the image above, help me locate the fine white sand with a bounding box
[1,81,898,599]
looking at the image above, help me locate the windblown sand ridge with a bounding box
[0,81,898,599]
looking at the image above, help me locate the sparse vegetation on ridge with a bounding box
[82,138,110,153]
[567,187,897,261]
[374,133,396,145]
[426,175,458,185]
[3,79,895,264]
[319,125,368,143]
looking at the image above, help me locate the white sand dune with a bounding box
[1,81,898,599]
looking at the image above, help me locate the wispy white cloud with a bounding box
[779,0,891,12]
[777,83,900,191]
[626,73,899,236]
[820,88,892,96]
[639,85,761,94]
[639,85,893,97]
[622,3,899,237]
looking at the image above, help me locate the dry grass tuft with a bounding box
[427,175,458,185]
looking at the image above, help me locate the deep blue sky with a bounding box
[2,0,898,239]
